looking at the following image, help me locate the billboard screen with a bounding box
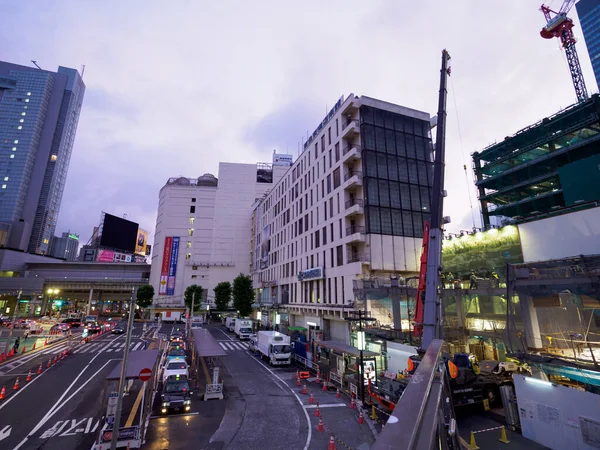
[167,237,180,296]
[100,213,139,253]
[135,229,149,255]
[159,237,172,295]
[96,249,114,263]
[442,225,523,277]
[260,225,270,269]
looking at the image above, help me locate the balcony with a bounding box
[341,119,360,139]
[344,198,364,216]
[342,143,362,164]
[343,170,362,190]
[347,253,371,264]
[346,225,366,243]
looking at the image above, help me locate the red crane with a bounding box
[540,0,588,102]
[412,221,430,337]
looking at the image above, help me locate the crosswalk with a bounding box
[218,341,249,351]
[37,340,146,355]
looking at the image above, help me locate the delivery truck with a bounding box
[225,317,236,332]
[256,331,292,365]
[161,311,183,324]
[234,319,253,340]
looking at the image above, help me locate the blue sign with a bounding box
[298,267,324,282]
[167,237,180,296]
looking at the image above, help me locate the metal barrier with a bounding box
[293,354,318,371]
[372,339,461,450]
[204,383,223,400]
[329,371,342,388]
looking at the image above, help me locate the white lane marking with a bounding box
[131,342,143,351]
[232,342,247,350]
[304,403,346,409]
[246,355,312,450]
[13,358,118,450]
[218,329,235,341]
[218,342,227,350]
[222,342,234,351]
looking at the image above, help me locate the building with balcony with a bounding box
[149,157,290,309]
[473,94,600,227]
[250,94,434,343]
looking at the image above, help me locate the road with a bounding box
[145,323,375,450]
[0,323,153,450]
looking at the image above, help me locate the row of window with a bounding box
[365,178,431,213]
[366,206,429,238]
[362,124,432,162]
[363,151,433,187]
[360,105,431,138]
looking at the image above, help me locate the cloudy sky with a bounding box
[1,0,596,246]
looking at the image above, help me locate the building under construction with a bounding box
[473,94,600,227]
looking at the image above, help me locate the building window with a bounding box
[185,253,191,260]
[17,126,22,130]
[190,205,195,213]
[188,228,194,236]
[19,119,24,123]
[189,217,195,225]
[1,185,6,189]
[335,143,340,162]
[9,155,14,159]
[26,92,31,96]
[186,241,192,248]
[191,275,197,279]
[21,112,26,116]
[333,168,340,189]
[191,197,196,202]
[192,265,198,270]
[51,155,57,162]
[13,140,18,144]
[336,245,343,266]
[12,147,16,151]
[3,177,8,181]
[43,238,49,244]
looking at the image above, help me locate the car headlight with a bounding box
[162,402,170,407]
[184,400,191,405]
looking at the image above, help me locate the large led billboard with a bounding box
[135,229,149,256]
[99,213,139,253]
[442,225,523,277]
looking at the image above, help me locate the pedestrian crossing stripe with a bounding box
[37,341,145,355]
[219,341,249,351]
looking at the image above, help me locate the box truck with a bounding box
[234,319,253,340]
[225,317,236,332]
[162,311,183,324]
[256,331,292,365]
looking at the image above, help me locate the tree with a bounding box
[214,281,232,311]
[136,285,154,308]
[184,284,204,313]
[232,274,255,317]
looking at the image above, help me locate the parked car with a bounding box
[61,318,81,328]
[50,323,70,333]
[161,375,192,414]
[111,322,126,334]
[87,322,102,334]
[162,360,189,383]
[166,347,187,363]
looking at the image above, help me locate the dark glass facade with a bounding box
[577,0,600,91]
[360,105,433,238]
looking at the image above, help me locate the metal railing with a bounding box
[347,253,370,264]
[344,170,363,182]
[345,198,364,209]
[343,119,359,129]
[346,225,365,236]
[372,339,461,450]
[343,144,362,155]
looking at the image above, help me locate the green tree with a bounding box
[232,274,255,317]
[213,281,232,311]
[184,284,204,313]
[136,285,155,308]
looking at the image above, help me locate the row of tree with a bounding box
[134,273,256,317]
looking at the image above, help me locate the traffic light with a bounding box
[55,300,63,307]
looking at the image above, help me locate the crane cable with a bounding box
[449,76,477,229]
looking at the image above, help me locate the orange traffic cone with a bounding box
[296,375,301,386]
[13,377,20,390]
[322,381,328,392]
[317,417,324,432]
[309,393,315,404]
[37,363,43,374]
[0,386,6,400]
[53,355,58,364]
[32,342,36,350]
[314,403,321,417]
[328,433,336,450]
[47,357,52,369]
[21,346,26,354]
[44,339,48,346]
[350,397,356,409]
[26,369,32,382]
[301,384,308,395]
[335,388,341,399]
[316,368,321,383]
[357,409,365,425]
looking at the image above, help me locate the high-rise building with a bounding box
[150,158,290,306]
[577,0,600,90]
[251,94,433,341]
[50,231,79,261]
[0,61,85,254]
[473,94,600,227]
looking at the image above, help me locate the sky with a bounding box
[1,0,596,247]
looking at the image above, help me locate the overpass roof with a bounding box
[191,328,227,357]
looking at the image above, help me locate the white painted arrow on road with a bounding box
[0,425,11,442]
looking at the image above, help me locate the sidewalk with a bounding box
[281,370,376,449]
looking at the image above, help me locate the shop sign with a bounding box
[298,267,324,282]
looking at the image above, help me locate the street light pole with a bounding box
[188,291,195,340]
[358,313,364,404]
[110,287,137,450]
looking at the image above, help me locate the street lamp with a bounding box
[345,310,377,405]
[45,288,60,315]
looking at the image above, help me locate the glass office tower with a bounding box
[577,0,600,91]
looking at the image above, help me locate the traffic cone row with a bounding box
[26,369,32,382]
[335,388,341,399]
[322,380,328,392]
[349,397,356,410]
[328,433,336,450]
[37,363,43,374]
[317,417,325,432]
[301,383,308,395]
[13,377,20,390]
[314,403,321,417]
[47,357,52,369]
[309,393,315,404]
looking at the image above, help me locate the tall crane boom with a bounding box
[421,50,451,349]
[540,1,589,103]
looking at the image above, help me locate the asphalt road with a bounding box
[0,323,153,450]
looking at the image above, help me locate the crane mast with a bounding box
[540,1,589,103]
[421,49,451,349]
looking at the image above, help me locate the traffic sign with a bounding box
[139,367,152,382]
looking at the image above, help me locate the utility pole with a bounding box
[5,290,22,354]
[110,287,137,450]
[422,49,451,350]
[188,291,195,339]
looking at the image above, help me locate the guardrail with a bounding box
[372,339,461,450]
[344,170,363,182]
[345,198,364,209]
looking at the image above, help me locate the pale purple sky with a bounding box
[1,0,595,246]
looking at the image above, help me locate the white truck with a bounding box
[161,311,183,324]
[234,319,253,340]
[256,331,292,365]
[190,316,203,329]
[225,317,236,332]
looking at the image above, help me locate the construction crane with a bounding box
[540,0,589,102]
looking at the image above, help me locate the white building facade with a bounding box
[251,94,434,343]
[150,161,289,308]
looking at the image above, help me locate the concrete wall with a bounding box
[518,206,600,262]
